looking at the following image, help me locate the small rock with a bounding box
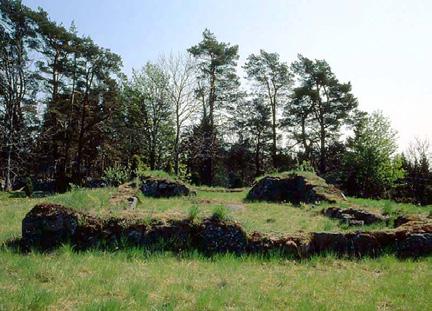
[348,220,365,226]
[127,196,138,209]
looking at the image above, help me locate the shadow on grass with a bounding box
[2,235,420,263]
[5,191,53,199]
[1,238,26,253]
[3,237,416,266]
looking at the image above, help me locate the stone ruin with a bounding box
[16,203,432,259]
[140,177,190,198]
[246,172,345,204]
[322,206,389,226]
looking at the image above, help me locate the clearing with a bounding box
[0,186,431,310]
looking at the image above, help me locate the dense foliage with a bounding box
[1,0,431,204]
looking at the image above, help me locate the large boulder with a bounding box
[246,172,344,204]
[22,204,80,250]
[141,177,190,198]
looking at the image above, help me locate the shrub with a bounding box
[296,160,315,173]
[103,165,129,187]
[24,177,33,197]
[141,170,174,180]
[130,155,148,179]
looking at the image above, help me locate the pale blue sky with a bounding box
[24,0,432,148]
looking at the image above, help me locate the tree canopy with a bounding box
[0,0,430,204]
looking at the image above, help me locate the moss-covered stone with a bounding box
[246,171,345,204]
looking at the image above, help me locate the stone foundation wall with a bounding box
[19,204,432,259]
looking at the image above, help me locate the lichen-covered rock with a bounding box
[22,204,80,250]
[141,220,194,251]
[309,232,350,255]
[141,177,190,198]
[351,233,381,257]
[247,232,304,258]
[246,172,344,204]
[322,207,388,226]
[397,233,432,258]
[196,217,248,255]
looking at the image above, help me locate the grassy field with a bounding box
[1,187,432,310]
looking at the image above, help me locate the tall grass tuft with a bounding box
[211,205,229,221]
[188,205,200,221]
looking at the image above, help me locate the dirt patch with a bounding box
[109,183,137,208]
[225,204,246,212]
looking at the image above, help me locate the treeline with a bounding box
[1,0,431,204]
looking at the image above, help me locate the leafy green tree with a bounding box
[289,55,358,173]
[342,111,404,198]
[243,50,292,167]
[120,63,174,171]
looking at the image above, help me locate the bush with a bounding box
[130,155,148,179]
[24,177,33,197]
[296,160,315,173]
[141,170,174,180]
[103,165,129,187]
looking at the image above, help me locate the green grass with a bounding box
[1,188,431,310]
[0,247,431,310]
[141,169,178,180]
[255,169,322,182]
[351,197,432,217]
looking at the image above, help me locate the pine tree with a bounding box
[243,50,292,168]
